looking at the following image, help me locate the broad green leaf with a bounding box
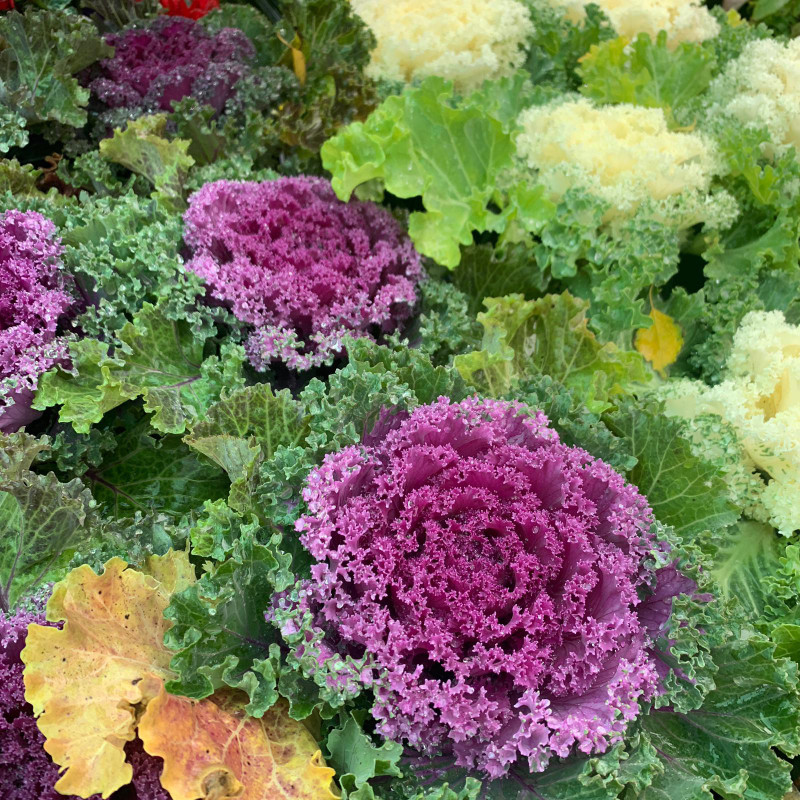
[35,302,245,434]
[455,292,650,412]
[578,33,715,121]
[184,383,309,508]
[99,115,194,211]
[452,243,549,316]
[640,638,800,800]
[699,521,782,621]
[606,405,738,536]
[0,467,95,613]
[164,517,293,717]
[85,413,228,519]
[0,9,112,145]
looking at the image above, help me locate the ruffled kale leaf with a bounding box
[578,33,716,124]
[98,115,195,211]
[50,190,212,342]
[522,2,614,91]
[164,500,294,717]
[0,9,112,150]
[34,301,246,434]
[183,383,310,513]
[402,276,483,366]
[455,292,650,412]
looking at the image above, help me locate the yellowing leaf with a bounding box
[139,689,339,800]
[635,307,684,373]
[277,32,307,86]
[21,552,193,798]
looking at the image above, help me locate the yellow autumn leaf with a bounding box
[21,552,194,799]
[139,688,339,800]
[635,307,684,373]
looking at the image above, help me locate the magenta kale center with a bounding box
[184,177,423,370]
[0,210,73,432]
[293,397,668,777]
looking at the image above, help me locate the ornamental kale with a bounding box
[88,16,254,121]
[184,177,423,371]
[1,602,167,800]
[280,397,680,778]
[0,210,73,433]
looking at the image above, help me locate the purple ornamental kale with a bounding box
[0,210,73,433]
[285,398,680,778]
[89,16,254,116]
[184,177,423,371]
[0,605,168,800]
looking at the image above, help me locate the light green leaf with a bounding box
[455,292,650,411]
[326,713,402,791]
[99,115,194,210]
[321,77,554,268]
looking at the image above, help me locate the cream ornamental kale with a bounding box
[0,210,73,433]
[183,177,423,371]
[87,16,254,119]
[277,397,681,778]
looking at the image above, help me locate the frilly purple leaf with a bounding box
[0,210,73,433]
[184,177,423,371]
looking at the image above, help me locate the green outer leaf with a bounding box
[452,243,549,316]
[85,415,228,519]
[0,9,111,129]
[606,405,738,537]
[699,521,781,621]
[184,383,309,479]
[35,302,245,434]
[99,115,194,210]
[455,292,650,411]
[321,77,553,267]
[639,638,800,800]
[0,469,95,612]
[578,33,715,121]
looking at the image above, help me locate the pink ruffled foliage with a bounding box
[184,177,423,370]
[1,604,168,800]
[89,17,254,116]
[0,210,73,433]
[288,397,679,777]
